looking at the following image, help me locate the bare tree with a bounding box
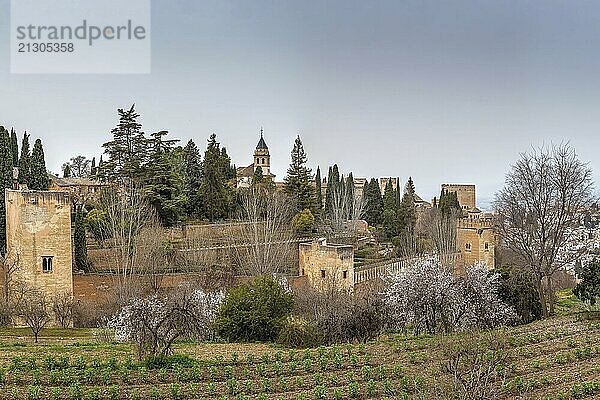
[98,186,156,301]
[18,290,51,343]
[232,188,296,276]
[418,207,459,256]
[52,293,73,329]
[327,182,365,235]
[494,144,594,317]
[62,155,91,178]
[0,253,20,325]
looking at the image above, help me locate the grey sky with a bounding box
[1,0,600,208]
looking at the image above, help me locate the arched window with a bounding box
[42,256,53,273]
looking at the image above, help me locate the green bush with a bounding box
[293,209,315,234]
[215,276,294,342]
[277,317,322,348]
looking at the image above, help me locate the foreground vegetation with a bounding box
[0,313,599,400]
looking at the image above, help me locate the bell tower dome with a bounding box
[254,128,270,175]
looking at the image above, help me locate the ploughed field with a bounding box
[0,316,599,399]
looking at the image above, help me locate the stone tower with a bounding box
[253,128,270,176]
[5,190,73,324]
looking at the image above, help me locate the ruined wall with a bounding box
[441,184,476,210]
[299,239,354,290]
[5,190,73,308]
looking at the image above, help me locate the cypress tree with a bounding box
[364,178,383,225]
[0,127,13,252]
[314,166,323,212]
[383,179,399,239]
[73,206,89,271]
[198,133,232,221]
[345,172,355,219]
[183,139,203,217]
[63,163,71,178]
[10,129,18,167]
[283,135,314,213]
[29,138,49,190]
[398,177,417,233]
[324,164,339,218]
[90,157,96,175]
[252,166,264,187]
[18,132,30,185]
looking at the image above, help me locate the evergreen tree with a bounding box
[102,104,149,185]
[439,189,462,216]
[364,178,383,225]
[398,177,417,233]
[90,157,96,176]
[143,131,187,226]
[0,127,13,251]
[383,179,399,239]
[345,172,355,219]
[73,206,89,271]
[18,132,30,185]
[314,166,323,212]
[283,136,314,213]
[198,134,233,221]
[182,139,203,217]
[10,129,18,167]
[29,139,49,190]
[63,163,71,178]
[252,166,264,187]
[324,164,340,218]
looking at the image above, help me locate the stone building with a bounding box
[236,129,276,188]
[456,209,495,268]
[299,238,354,291]
[441,184,476,211]
[5,190,73,324]
[441,183,495,269]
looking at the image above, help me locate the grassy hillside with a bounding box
[0,296,599,399]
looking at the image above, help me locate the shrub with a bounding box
[293,209,315,234]
[277,317,321,348]
[215,276,293,342]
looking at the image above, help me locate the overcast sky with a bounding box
[1,0,600,208]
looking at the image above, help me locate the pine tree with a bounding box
[63,163,71,178]
[10,129,18,167]
[73,206,89,271]
[182,139,203,217]
[102,104,149,185]
[29,138,49,190]
[314,166,323,212]
[198,134,233,221]
[364,178,383,225]
[18,132,30,185]
[144,131,187,226]
[283,136,314,213]
[383,179,399,239]
[0,127,13,252]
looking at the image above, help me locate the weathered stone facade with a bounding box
[299,239,354,291]
[5,190,73,321]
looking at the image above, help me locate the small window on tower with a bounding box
[342,270,348,279]
[321,270,326,278]
[42,256,53,273]
[465,243,472,251]
[484,242,489,251]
